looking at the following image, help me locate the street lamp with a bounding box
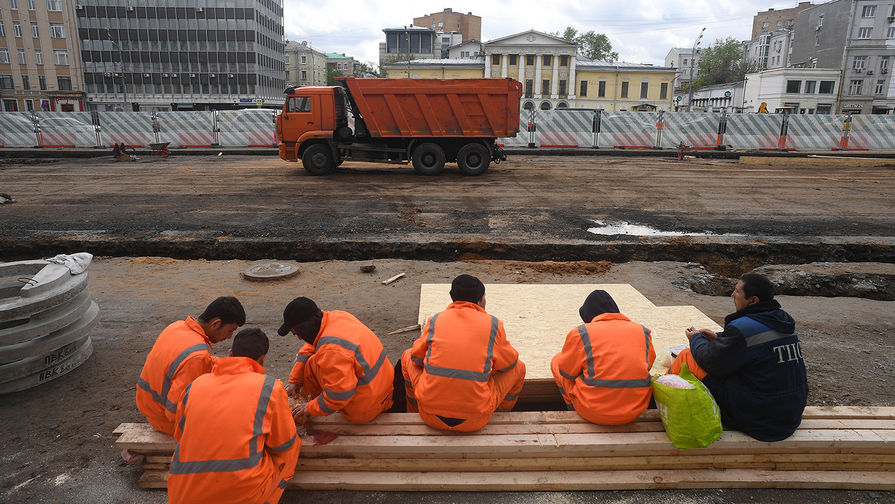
[687,27,705,112]
[106,30,128,111]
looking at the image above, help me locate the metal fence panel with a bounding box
[785,115,847,151]
[599,112,658,148]
[216,109,277,147]
[724,114,783,150]
[846,115,895,150]
[0,113,37,147]
[36,112,97,148]
[96,112,156,147]
[157,111,214,148]
[537,109,595,147]
[660,112,721,149]
[498,110,531,147]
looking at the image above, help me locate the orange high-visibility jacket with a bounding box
[554,312,656,425]
[136,317,214,435]
[410,301,520,419]
[168,357,300,504]
[288,310,394,418]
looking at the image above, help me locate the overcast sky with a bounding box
[283,0,803,67]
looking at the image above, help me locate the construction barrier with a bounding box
[724,114,784,150]
[537,109,595,148]
[36,112,97,148]
[599,112,658,148]
[0,113,38,147]
[844,115,895,151]
[660,112,721,149]
[498,110,534,147]
[783,115,848,151]
[156,111,214,148]
[96,112,156,148]
[216,109,277,147]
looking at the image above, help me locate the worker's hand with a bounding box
[292,401,309,425]
[700,329,718,341]
[285,383,299,398]
[685,327,698,340]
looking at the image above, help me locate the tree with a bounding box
[326,67,344,85]
[693,37,756,88]
[355,61,379,78]
[553,26,618,62]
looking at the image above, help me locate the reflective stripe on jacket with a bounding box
[410,301,520,419]
[288,310,394,418]
[168,357,300,504]
[554,312,656,425]
[136,317,213,435]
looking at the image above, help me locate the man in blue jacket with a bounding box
[670,273,808,441]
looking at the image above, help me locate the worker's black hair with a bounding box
[231,328,269,361]
[740,273,775,302]
[449,274,485,303]
[198,296,246,326]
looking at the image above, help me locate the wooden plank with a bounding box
[114,429,176,453]
[137,471,167,489]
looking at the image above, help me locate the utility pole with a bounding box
[687,27,705,112]
[107,30,127,111]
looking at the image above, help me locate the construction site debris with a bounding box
[387,324,421,336]
[359,264,376,273]
[240,262,300,282]
[381,273,405,285]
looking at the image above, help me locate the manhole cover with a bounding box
[241,262,300,281]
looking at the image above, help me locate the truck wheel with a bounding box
[302,144,335,175]
[457,143,491,176]
[412,143,446,175]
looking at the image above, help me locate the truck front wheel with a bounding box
[457,143,491,176]
[302,144,335,175]
[412,143,446,176]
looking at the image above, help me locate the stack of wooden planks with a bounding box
[115,406,895,491]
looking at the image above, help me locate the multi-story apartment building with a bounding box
[383,30,675,112]
[76,0,285,112]
[790,0,895,114]
[0,0,86,112]
[286,40,326,87]
[746,29,794,71]
[413,8,480,42]
[751,2,814,40]
[379,26,438,71]
[326,52,358,77]
[664,47,702,91]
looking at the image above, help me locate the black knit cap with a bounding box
[278,297,319,336]
[449,274,485,303]
[579,289,620,323]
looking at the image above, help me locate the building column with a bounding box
[485,51,491,77]
[568,55,577,100]
[534,54,543,99]
[501,51,508,78]
[519,52,526,95]
[551,53,559,99]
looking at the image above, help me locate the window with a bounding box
[882,56,890,71]
[888,27,895,38]
[560,55,568,66]
[816,32,821,46]
[509,54,517,66]
[526,54,535,66]
[17,49,25,64]
[598,80,606,97]
[3,99,17,111]
[22,75,29,89]
[875,79,885,94]
[848,79,863,95]
[541,79,550,95]
[786,80,801,93]
[0,50,7,64]
[777,20,783,26]
[13,21,21,38]
[27,0,34,9]
[524,79,533,98]
[558,79,566,96]
[9,0,17,7]
[816,104,832,114]
[854,56,867,70]
[34,50,42,65]
[805,80,816,93]
[640,81,648,99]
[53,50,68,65]
[491,54,500,65]
[862,5,875,17]
[31,22,38,38]
[300,55,306,64]
[25,99,33,111]
[660,82,668,100]
[683,58,688,65]
[819,80,835,93]
[762,21,769,28]
[47,0,62,11]
[620,81,629,98]
[858,27,872,39]
[0,75,13,89]
[38,75,46,90]
[0,21,4,37]
[580,80,587,97]
[57,76,72,90]
[542,55,552,67]
[49,24,64,38]
[300,70,306,80]
[818,15,824,26]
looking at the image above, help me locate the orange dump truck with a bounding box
[276,77,522,175]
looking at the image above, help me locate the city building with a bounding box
[0,0,86,112]
[436,32,464,58]
[286,41,326,87]
[379,26,438,71]
[447,39,482,59]
[326,52,359,78]
[746,29,793,71]
[751,2,814,40]
[790,0,895,114]
[681,81,746,112]
[413,8,481,42]
[382,29,675,112]
[742,67,841,113]
[76,1,285,112]
[664,47,702,92]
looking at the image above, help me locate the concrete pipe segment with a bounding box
[0,260,99,394]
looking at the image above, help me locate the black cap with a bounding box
[277,297,319,336]
[449,274,485,303]
[579,289,620,323]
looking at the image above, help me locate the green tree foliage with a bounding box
[553,27,619,62]
[326,67,344,85]
[693,37,756,88]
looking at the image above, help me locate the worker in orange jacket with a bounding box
[168,328,299,504]
[551,290,656,425]
[279,297,394,423]
[137,296,245,435]
[401,274,526,432]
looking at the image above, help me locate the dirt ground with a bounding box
[0,153,894,503]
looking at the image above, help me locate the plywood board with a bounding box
[418,284,722,379]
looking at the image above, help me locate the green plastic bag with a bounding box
[651,362,722,449]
